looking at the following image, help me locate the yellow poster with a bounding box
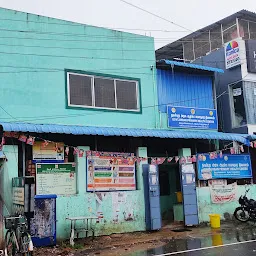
[33,141,64,163]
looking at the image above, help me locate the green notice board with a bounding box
[36,163,76,195]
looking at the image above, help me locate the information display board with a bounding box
[197,154,252,180]
[36,163,76,195]
[33,142,64,163]
[87,151,136,192]
[167,106,218,130]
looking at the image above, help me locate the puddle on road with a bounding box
[127,225,256,256]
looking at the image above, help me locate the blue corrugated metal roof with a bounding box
[0,121,249,145]
[158,59,224,73]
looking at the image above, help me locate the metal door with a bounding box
[142,164,161,230]
[180,163,199,226]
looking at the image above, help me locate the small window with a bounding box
[94,77,115,108]
[67,72,139,111]
[69,74,93,106]
[116,80,138,110]
[230,82,247,127]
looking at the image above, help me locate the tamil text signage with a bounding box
[167,106,218,130]
[197,154,252,180]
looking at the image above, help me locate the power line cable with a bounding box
[0,75,248,123]
[118,0,192,32]
[0,16,242,35]
[0,49,250,63]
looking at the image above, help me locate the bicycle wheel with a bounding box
[20,233,33,256]
[4,230,18,256]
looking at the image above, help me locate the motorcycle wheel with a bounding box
[234,207,250,222]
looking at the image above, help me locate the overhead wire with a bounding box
[0,74,249,123]
[118,0,192,32]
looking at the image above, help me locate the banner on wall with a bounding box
[36,163,76,195]
[87,151,136,192]
[33,141,64,163]
[197,154,252,180]
[210,183,237,204]
[167,106,218,130]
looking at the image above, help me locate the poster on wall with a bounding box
[33,141,64,163]
[197,154,252,180]
[36,163,76,195]
[167,106,218,130]
[12,177,35,216]
[87,151,136,192]
[210,183,237,204]
[225,40,240,69]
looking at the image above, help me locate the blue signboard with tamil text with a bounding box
[197,154,252,180]
[167,106,218,130]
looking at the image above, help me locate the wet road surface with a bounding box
[127,224,256,256]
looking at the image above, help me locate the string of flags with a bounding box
[0,131,252,165]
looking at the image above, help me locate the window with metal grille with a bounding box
[67,72,139,111]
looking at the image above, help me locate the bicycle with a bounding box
[4,215,33,256]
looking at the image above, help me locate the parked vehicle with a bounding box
[4,215,33,256]
[234,188,256,222]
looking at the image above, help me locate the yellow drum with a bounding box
[209,214,221,228]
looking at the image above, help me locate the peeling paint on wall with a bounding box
[112,192,135,223]
[95,192,107,220]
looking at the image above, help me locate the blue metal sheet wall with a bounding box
[157,69,214,113]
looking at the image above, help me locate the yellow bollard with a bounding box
[209,214,221,229]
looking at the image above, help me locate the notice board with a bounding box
[87,151,136,192]
[197,154,252,180]
[33,141,64,163]
[36,163,76,195]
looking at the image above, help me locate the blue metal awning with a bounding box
[0,121,249,145]
[158,59,224,73]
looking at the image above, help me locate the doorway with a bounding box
[159,163,183,226]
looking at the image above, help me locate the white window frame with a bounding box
[67,72,140,112]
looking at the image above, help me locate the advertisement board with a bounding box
[224,40,240,69]
[87,151,136,192]
[12,177,35,216]
[167,106,217,130]
[197,154,252,180]
[36,163,76,195]
[33,141,64,163]
[245,40,256,73]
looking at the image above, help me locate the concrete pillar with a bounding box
[136,147,148,191]
[178,148,191,157]
[76,146,90,194]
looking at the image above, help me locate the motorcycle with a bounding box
[234,188,256,222]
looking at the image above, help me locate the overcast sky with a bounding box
[0,0,255,49]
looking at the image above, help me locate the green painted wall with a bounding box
[56,146,147,240]
[0,8,157,129]
[197,185,256,223]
